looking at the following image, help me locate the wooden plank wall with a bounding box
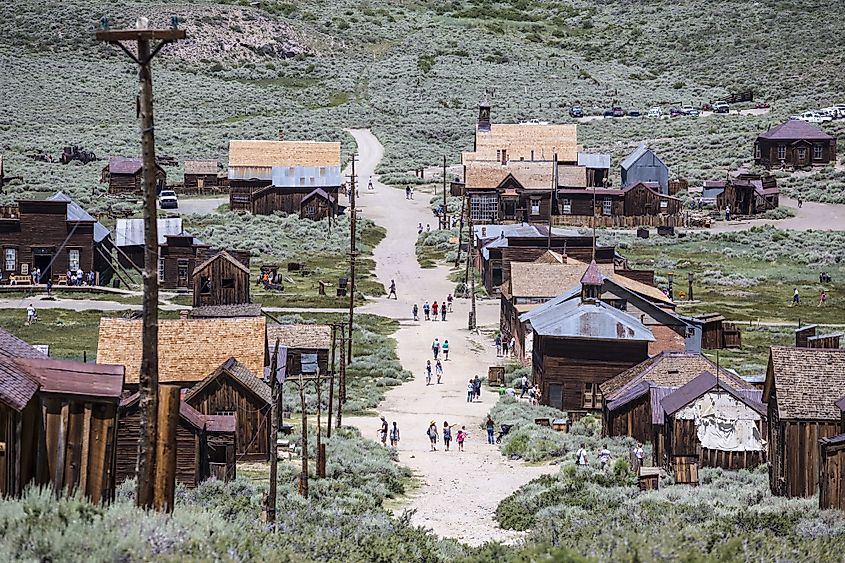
[193,256,250,307]
[552,213,687,228]
[782,420,840,498]
[0,405,11,496]
[819,442,845,510]
[605,395,653,446]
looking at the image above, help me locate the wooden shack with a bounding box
[183,160,220,192]
[0,328,124,502]
[160,233,210,290]
[692,313,741,349]
[660,371,766,482]
[764,346,845,498]
[101,157,166,194]
[97,316,267,389]
[116,394,236,487]
[185,357,272,462]
[601,352,755,465]
[795,324,842,349]
[819,396,845,510]
[266,323,332,377]
[192,251,251,307]
[300,188,336,220]
[114,217,205,281]
[754,120,836,169]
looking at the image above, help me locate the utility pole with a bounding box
[347,154,357,365]
[336,324,346,429]
[298,372,309,498]
[326,324,336,438]
[266,339,280,524]
[315,368,325,478]
[454,191,466,267]
[547,153,557,249]
[96,19,185,510]
[442,156,447,229]
[466,209,477,330]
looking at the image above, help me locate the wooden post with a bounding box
[315,368,323,478]
[347,154,357,366]
[454,191,466,267]
[336,325,346,429]
[95,25,185,510]
[442,155,447,229]
[547,153,557,249]
[327,324,336,438]
[688,272,694,301]
[153,385,180,513]
[266,338,280,524]
[298,373,309,498]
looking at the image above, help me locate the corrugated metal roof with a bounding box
[577,152,611,168]
[528,298,654,341]
[48,192,110,243]
[620,144,649,170]
[116,218,184,247]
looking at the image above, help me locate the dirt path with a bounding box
[708,195,845,232]
[343,129,554,546]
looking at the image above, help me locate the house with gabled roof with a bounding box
[101,156,166,193]
[266,322,332,377]
[764,346,845,498]
[620,145,669,194]
[192,250,251,307]
[183,159,221,192]
[754,120,836,168]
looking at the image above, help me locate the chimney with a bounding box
[278,130,285,141]
[580,260,603,302]
[481,226,486,237]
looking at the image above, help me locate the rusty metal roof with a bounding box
[580,260,604,286]
[528,298,654,341]
[108,157,143,175]
[15,357,124,401]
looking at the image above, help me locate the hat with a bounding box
[430,420,436,425]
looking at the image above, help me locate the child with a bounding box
[466,380,475,402]
[443,422,452,451]
[457,426,467,451]
[599,445,611,469]
[435,359,443,384]
[427,421,438,451]
[425,361,432,386]
[390,422,400,447]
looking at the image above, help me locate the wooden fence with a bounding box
[552,214,687,229]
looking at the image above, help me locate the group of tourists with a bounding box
[426,420,468,452]
[414,297,453,322]
[424,358,445,385]
[378,416,401,448]
[466,375,482,402]
[405,186,415,199]
[430,337,450,361]
[574,441,645,471]
[494,334,516,357]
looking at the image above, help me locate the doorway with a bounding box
[32,253,53,282]
[177,259,189,288]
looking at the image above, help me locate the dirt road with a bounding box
[344,129,554,546]
[708,195,845,232]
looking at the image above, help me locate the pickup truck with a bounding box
[158,190,179,209]
[712,101,730,113]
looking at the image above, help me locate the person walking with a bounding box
[486,415,495,445]
[495,334,502,356]
[379,416,389,447]
[473,374,482,400]
[435,359,443,384]
[509,337,516,357]
[405,186,411,200]
[447,293,453,312]
[798,197,803,209]
[442,339,449,361]
[441,304,447,321]
[725,205,731,222]
[819,290,828,307]
[390,422,400,447]
[599,444,612,470]
[457,426,467,451]
[576,443,589,466]
[443,422,452,451]
[466,379,475,403]
[409,187,414,200]
[388,280,397,299]
[425,360,433,386]
[427,421,438,451]
[25,304,36,326]
[423,301,430,320]
[418,223,424,235]
[502,337,509,356]
[413,304,419,321]
[519,375,529,398]
[432,338,440,359]
[432,301,439,321]
[791,288,800,307]
[367,176,374,190]
[633,442,645,472]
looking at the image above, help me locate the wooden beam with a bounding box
[95,29,186,42]
[153,385,180,513]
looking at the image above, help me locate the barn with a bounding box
[620,145,669,194]
[101,157,166,194]
[764,346,845,498]
[183,160,221,192]
[192,251,251,307]
[185,357,272,462]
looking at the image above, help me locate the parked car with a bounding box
[819,107,841,119]
[628,109,641,117]
[158,190,178,209]
[611,106,625,117]
[712,101,730,113]
[569,106,584,118]
[833,104,845,118]
[669,107,683,118]
[647,107,662,118]
[681,106,699,117]
[791,111,830,124]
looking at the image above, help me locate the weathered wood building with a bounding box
[705,172,780,216]
[601,352,756,466]
[620,145,669,194]
[185,357,272,462]
[116,393,237,487]
[227,140,342,218]
[0,193,111,284]
[0,328,124,502]
[300,188,336,221]
[97,316,267,389]
[754,120,837,169]
[192,251,251,307]
[101,157,166,194]
[819,397,845,510]
[692,312,742,349]
[764,346,845,498]
[183,159,221,192]
[556,183,682,218]
[266,323,332,377]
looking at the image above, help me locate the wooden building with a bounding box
[556,183,682,218]
[192,251,251,307]
[0,194,111,284]
[227,140,342,217]
[101,157,166,194]
[266,323,332,377]
[185,357,272,462]
[764,346,845,498]
[116,393,237,487]
[160,233,210,290]
[706,173,780,216]
[300,188,336,220]
[660,371,766,482]
[795,324,842,349]
[577,152,611,188]
[620,145,669,194]
[97,316,267,389]
[692,313,742,349]
[0,328,124,502]
[819,396,845,510]
[754,120,837,169]
[183,160,221,192]
[523,262,654,412]
[601,351,754,465]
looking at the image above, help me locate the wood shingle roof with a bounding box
[765,346,845,421]
[228,140,341,168]
[266,323,331,350]
[185,357,271,405]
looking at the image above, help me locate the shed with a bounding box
[754,121,836,169]
[300,188,336,221]
[183,159,221,192]
[97,316,267,387]
[622,182,682,216]
[192,251,251,307]
[266,323,332,376]
[692,313,741,349]
[819,427,845,511]
[764,346,845,497]
[101,157,166,194]
[620,145,669,195]
[185,357,272,462]
[577,152,611,187]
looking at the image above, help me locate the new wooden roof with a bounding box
[764,346,845,421]
[184,159,219,175]
[97,317,266,384]
[266,323,331,350]
[467,123,579,163]
[508,261,614,298]
[464,160,555,190]
[228,140,341,168]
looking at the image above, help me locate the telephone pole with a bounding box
[347,154,357,365]
[336,324,346,429]
[442,156,447,229]
[326,324,336,438]
[96,20,185,510]
[266,339,281,524]
[547,153,557,249]
[454,191,466,267]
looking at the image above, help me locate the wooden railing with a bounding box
[552,214,687,228]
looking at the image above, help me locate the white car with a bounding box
[712,101,730,114]
[647,107,662,118]
[792,111,830,124]
[158,190,178,209]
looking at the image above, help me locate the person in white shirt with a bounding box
[576,443,588,466]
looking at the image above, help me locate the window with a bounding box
[319,166,327,177]
[200,276,211,294]
[496,150,501,162]
[4,248,16,271]
[797,147,807,162]
[501,149,507,164]
[158,258,165,282]
[68,249,80,271]
[216,411,236,417]
[548,384,563,410]
[530,199,541,215]
[562,199,572,215]
[582,383,603,409]
[814,144,824,160]
[777,145,786,160]
[660,200,668,209]
[602,197,612,216]
[470,194,498,222]
[222,278,235,289]
[754,142,761,159]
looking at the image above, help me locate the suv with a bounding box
[681,106,699,117]
[569,106,584,118]
[647,107,662,118]
[158,190,178,209]
[712,101,729,114]
[611,106,625,117]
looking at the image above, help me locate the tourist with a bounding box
[447,293,453,312]
[442,339,449,361]
[423,301,430,320]
[473,374,482,400]
[466,379,475,403]
[456,426,467,451]
[76,268,83,286]
[432,301,439,320]
[379,416,389,447]
[89,271,96,286]
[576,443,588,466]
[509,337,516,357]
[725,205,731,221]
[25,304,36,326]
[441,304,446,321]
[427,421,438,451]
[367,176,374,190]
[435,359,443,384]
[409,187,414,199]
[390,422,400,447]
[405,186,411,200]
[388,279,397,299]
[46,278,53,296]
[819,290,828,307]
[443,421,452,451]
[798,197,803,208]
[432,338,440,359]
[418,223,424,235]
[495,334,502,356]
[519,375,529,398]
[502,337,509,356]
[791,288,800,307]
[527,385,537,405]
[426,224,431,233]
[425,360,432,386]
[486,415,495,444]
[413,304,419,321]
[633,442,645,471]
[599,445,612,470]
